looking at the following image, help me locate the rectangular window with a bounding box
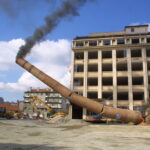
[133,92,144,100]
[117,77,128,86]
[131,28,134,32]
[146,49,150,57]
[117,63,127,71]
[88,78,98,86]
[147,62,150,70]
[89,41,97,46]
[102,63,112,71]
[102,92,113,100]
[132,39,139,44]
[117,92,128,100]
[117,39,125,45]
[74,64,84,72]
[116,50,127,58]
[88,64,98,72]
[102,77,113,86]
[102,51,112,58]
[88,51,98,59]
[148,76,150,84]
[74,78,83,86]
[147,38,150,43]
[131,49,141,57]
[87,92,98,99]
[103,40,110,46]
[76,42,84,47]
[132,77,143,85]
[132,63,143,71]
[75,52,84,60]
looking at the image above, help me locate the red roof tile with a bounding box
[0,104,19,112]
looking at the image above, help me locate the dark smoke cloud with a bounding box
[0,0,54,18]
[16,0,94,58]
[0,0,19,18]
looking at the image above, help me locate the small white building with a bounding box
[23,88,68,115]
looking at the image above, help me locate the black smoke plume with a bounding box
[16,0,94,58]
[0,0,54,18]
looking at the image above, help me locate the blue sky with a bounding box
[0,0,150,41]
[0,0,150,101]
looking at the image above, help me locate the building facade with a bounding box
[0,97,4,104]
[24,88,67,115]
[71,25,150,119]
[17,101,24,112]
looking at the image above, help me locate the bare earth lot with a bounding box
[0,119,150,150]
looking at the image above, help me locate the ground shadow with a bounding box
[0,143,71,150]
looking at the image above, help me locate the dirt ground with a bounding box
[0,119,150,150]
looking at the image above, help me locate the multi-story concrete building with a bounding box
[24,88,67,115]
[71,25,150,119]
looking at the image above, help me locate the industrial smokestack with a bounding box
[16,0,94,58]
[16,58,143,124]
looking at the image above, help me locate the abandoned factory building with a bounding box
[71,25,150,119]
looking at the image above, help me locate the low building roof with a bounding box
[0,104,19,112]
[25,88,55,93]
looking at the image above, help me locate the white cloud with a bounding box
[0,39,25,70]
[0,39,72,96]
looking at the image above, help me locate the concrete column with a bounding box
[142,48,149,104]
[83,51,88,119]
[70,51,75,90]
[70,51,75,119]
[127,49,133,110]
[112,39,117,45]
[68,104,72,119]
[125,38,131,44]
[98,50,102,99]
[140,38,146,44]
[98,40,103,46]
[112,49,117,108]
[84,41,89,47]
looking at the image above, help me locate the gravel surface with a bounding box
[0,119,150,150]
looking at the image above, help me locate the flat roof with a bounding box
[125,25,149,28]
[74,32,150,40]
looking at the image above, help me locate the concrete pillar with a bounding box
[142,48,149,104]
[84,41,89,47]
[70,51,75,90]
[98,40,103,46]
[98,50,102,99]
[112,39,117,45]
[127,49,133,110]
[112,49,117,108]
[68,104,72,119]
[140,38,146,44]
[125,38,131,44]
[70,51,74,119]
[83,51,88,119]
